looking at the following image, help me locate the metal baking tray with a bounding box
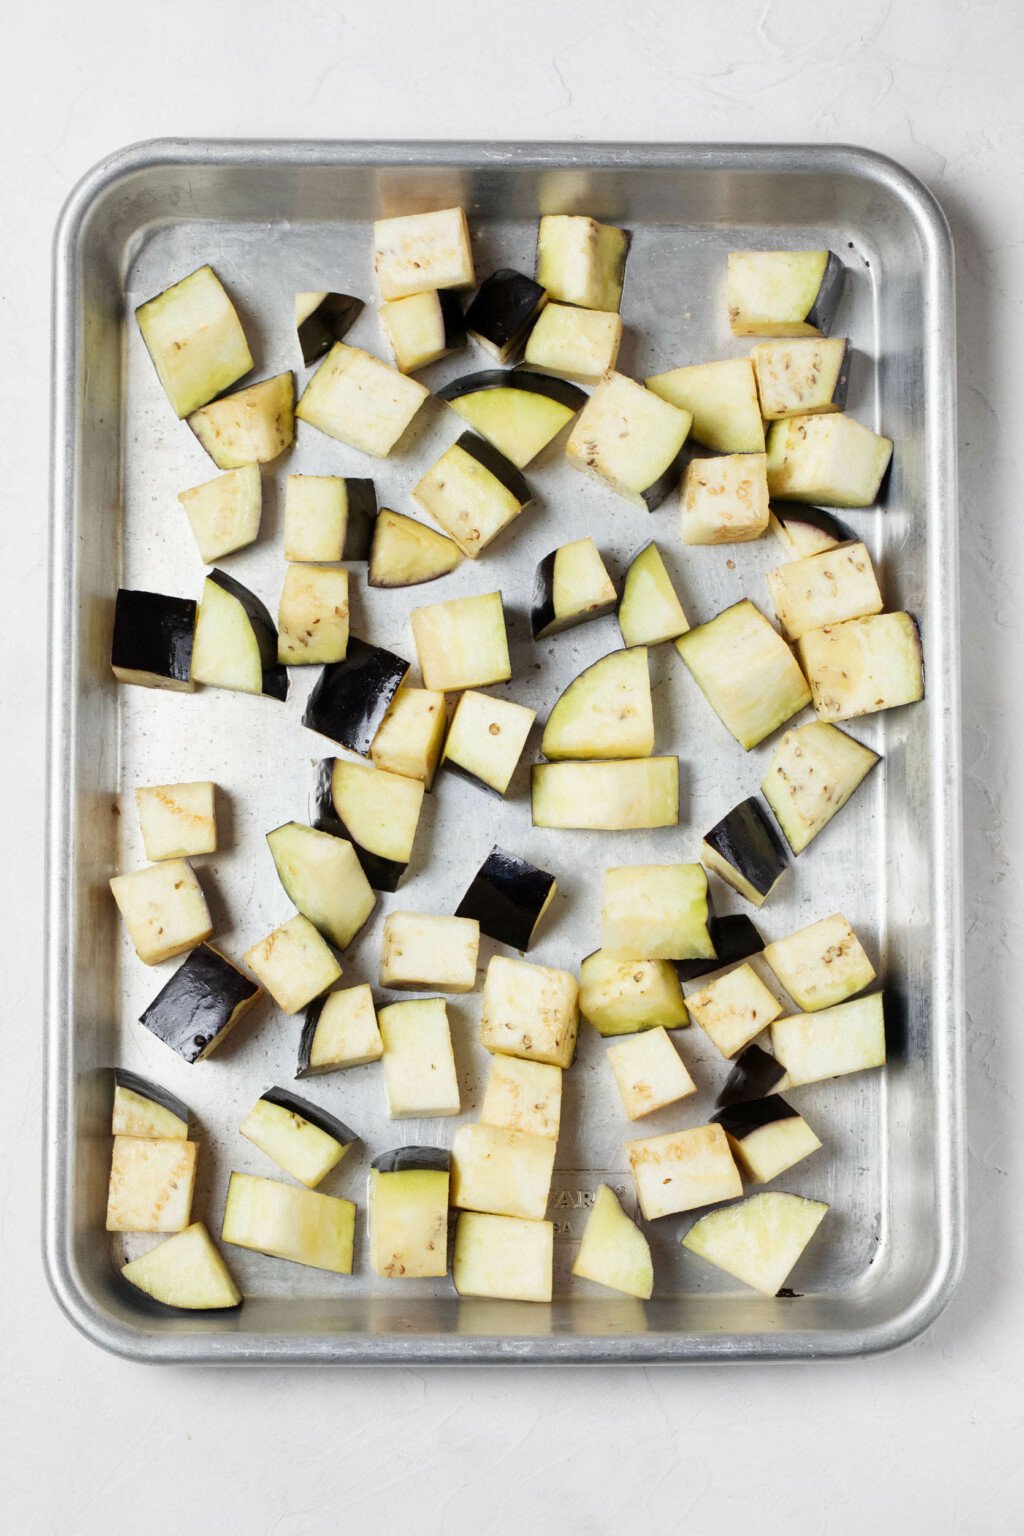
[46,140,963,1363]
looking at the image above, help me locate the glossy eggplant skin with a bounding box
[438,290,467,349]
[806,252,845,335]
[302,637,409,754]
[715,1043,787,1107]
[207,568,288,700]
[258,1086,358,1147]
[342,479,378,560]
[298,293,364,366]
[674,914,764,983]
[295,998,325,1079]
[309,758,408,892]
[111,589,197,685]
[464,270,547,360]
[372,1146,451,1175]
[449,428,533,504]
[139,945,260,1064]
[712,1094,799,1138]
[704,797,789,901]
[530,552,559,641]
[455,846,556,951]
[438,368,585,416]
[112,1068,191,1126]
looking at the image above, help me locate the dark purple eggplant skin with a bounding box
[438,290,467,350]
[675,914,763,984]
[297,292,364,367]
[530,547,617,640]
[295,1002,326,1079]
[309,756,410,893]
[451,429,532,505]
[464,270,547,360]
[714,1044,787,1108]
[805,251,845,335]
[111,589,196,684]
[302,637,409,755]
[139,945,260,1064]
[112,1068,190,1127]
[771,503,855,547]
[704,797,788,900]
[455,845,556,951]
[257,1086,357,1147]
[711,1094,799,1139]
[438,366,586,415]
[640,441,689,512]
[372,1146,450,1176]
[341,479,378,560]
[830,338,851,408]
[207,567,288,700]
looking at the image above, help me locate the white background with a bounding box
[2,2,1022,1531]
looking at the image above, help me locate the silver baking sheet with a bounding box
[45,140,963,1363]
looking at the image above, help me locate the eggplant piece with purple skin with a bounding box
[190,569,288,701]
[111,589,197,692]
[531,536,618,640]
[768,503,855,560]
[296,291,364,367]
[437,370,586,468]
[311,756,424,893]
[302,636,409,754]
[241,1086,358,1188]
[711,1094,820,1183]
[701,797,789,908]
[112,1069,191,1139]
[714,1042,788,1107]
[464,270,548,363]
[674,913,764,984]
[455,846,558,952]
[727,250,845,338]
[139,944,262,1064]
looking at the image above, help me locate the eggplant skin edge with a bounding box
[372,1146,451,1175]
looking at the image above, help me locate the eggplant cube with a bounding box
[687,962,784,1059]
[536,214,630,312]
[106,1136,197,1233]
[221,1172,355,1274]
[625,1124,742,1221]
[480,954,579,1069]
[566,372,690,511]
[767,541,882,641]
[412,435,530,558]
[112,1071,190,1140]
[297,985,383,1076]
[572,1184,653,1300]
[762,721,879,855]
[769,505,854,560]
[453,1212,553,1302]
[243,915,341,1015]
[465,269,547,363]
[618,542,689,648]
[368,508,462,589]
[606,1026,697,1120]
[317,757,425,892]
[283,474,377,564]
[727,250,844,338]
[766,413,893,507]
[410,591,511,691]
[177,463,261,563]
[675,599,811,751]
[277,565,349,666]
[239,1089,355,1189]
[380,289,463,373]
[136,265,252,418]
[374,207,475,300]
[451,1123,556,1220]
[680,453,770,545]
[682,1191,828,1296]
[579,952,689,1037]
[295,290,364,367]
[676,913,765,984]
[531,758,679,831]
[369,1150,451,1278]
[701,797,789,908]
[139,944,262,1062]
[267,822,376,952]
[378,997,461,1118]
[602,863,714,962]
[455,845,557,952]
[135,781,217,862]
[110,860,212,966]
[191,570,287,700]
[438,371,586,469]
[121,1223,241,1311]
[524,301,623,381]
[371,687,447,787]
[715,1042,789,1107]
[763,912,876,1012]
[647,358,765,454]
[302,636,410,754]
[442,690,535,795]
[379,911,480,993]
[111,589,197,692]
[480,1055,562,1141]
[770,992,886,1086]
[295,343,429,457]
[188,372,294,469]
[712,1096,821,1184]
[531,536,617,639]
[798,612,925,722]
[541,648,653,761]
[752,337,850,420]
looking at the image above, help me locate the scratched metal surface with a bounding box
[45,141,963,1362]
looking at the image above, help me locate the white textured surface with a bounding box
[2,1,1022,1530]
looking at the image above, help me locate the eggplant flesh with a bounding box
[112,1069,191,1138]
[302,636,409,753]
[531,537,617,640]
[769,504,854,559]
[455,846,557,951]
[464,271,548,362]
[192,569,288,700]
[139,944,261,1063]
[296,291,364,366]
[311,756,423,894]
[111,589,197,691]
[257,1086,357,1148]
[702,797,789,907]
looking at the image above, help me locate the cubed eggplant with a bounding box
[625,1124,742,1221]
[135,781,217,861]
[295,290,364,366]
[369,1148,451,1278]
[682,1192,828,1295]
[410,590,511,691]
[177,463,262,563]
[602,864,715,962]
[191,569,288,700]
[524,301,623,381]
[727,250,844,337]
[373,207,475,299]
[606,1026,697,1120]
[242,915,341,1016]
[302,635,409,753]
[266,821,376,951]
[618,542,689,648]
[480,1055,562,1141]
[762,912,875,1012]
[111,1069,190,1140]
[110,861,213,967]
[769,504,854,559]
[239,1087,357,1188]
[715,1042,788,1106]
[579,952,689,1036]
[295,344,430,457]
[531,758,679,831]
[464,269,547,363]
[531,536,617,639]
[680,453,770,545]
[480,954,579,1069]
[675,913,764,984]
[277,565,349,665]
[106,1136,197,1233]
[711,1095,821,1184]
[566,371,690,511]
[770,992,886,1086]
[701,797,789,908]
[571,1184,652,1299]
[297,984,382,1077]
[368,508,463,588]
[540,647,652,760]
[221,1173,355,1274]
[455,845,557,951]
[370,686,447,788]
[798,612,925,721]
[379,289,464,373]
[283,474,377,563]
[378,997,461,1117]
[752,337,850,419]
[139,943,262,1061]
[412,432,531,557]
[646,357,764,454]
[767,541,883,642]
[674,599,811,750]
[136,265,252,418]
[452,1122,556,1221]
[536,214,631,312]
[111,588,197,692]
[120,1223,242,1311]
[765,413,893,507]
[437,370,586,468]
[379,911,480,993]
[453,1212,554,1302]
[441,690,536,796]
[761,721,879,855]
[311,756,424,892]
[188,372,295,469]
[687,962,784,1059]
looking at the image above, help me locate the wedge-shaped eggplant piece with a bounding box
[295,290,364,366]
[412,432,531,556]
[371,686,447,787]
[680,452,770,544]
[267,822,375,951]
[767,541,882,642]
[111,589,197,692]
[465,269,547,363]
[606,1026,697,1120]
[283,474,377,563]
[769,504,854,559]
[524,301,622,381]
[762,721,879,854]
[135,781,216,861]
[798,612,925,722]
[480,954,579,1069]
[675,914,764,984]
[647,358,765,454]
[240,1087,356,1188]
[188,372,294,469]
[675,600,811,750]
[715,1042,788,1106]
[112,1070,189,1140]
[411,590,510,691]
[139,944,261,1061]
[136,265,252,418]
[442,690,535,795]
[752,338,850,419]
[532,758,678,831]
[579,952,688,1036]
[452,1122,556,1221]
[378,997,461,1117]
[277,565,349,665]
[572,1184,652,1299]
[221,1172,355,1274]
[303,636,409,753]
[454,1211,554,1302]
[368,508,462,588]
[682,1191,828,1296]
[369,1148,451,1278]
[763,913,875,1013]
[712,1096,821,1184]
[243,914,341,1015]
[567,372,690,511]
[602,863,715,962]
[313,756,424,892]
[618,543,689,647]
[110,860,212,966]
[380,289,464,372]
[536,214,630,312]
[688,962,784,1059]
[532,536,617,639]
[106,1135,197,1233]
[178,463,261,563]
[727,250,844,337]
[191,569,288,700]
[374,207,475,299]
[437,371,586,468]
[295,344,429,457]
[766,414,893,507]
[380,911,480,993]
[480,1055,562,1141]
[626,1123,742,1221]
[297,985,382,1076]
[456,845,557,951]
[702,798,789,908]
[121,1223,242,1311]
[541,648,653,761]
[771,992,886,1086]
